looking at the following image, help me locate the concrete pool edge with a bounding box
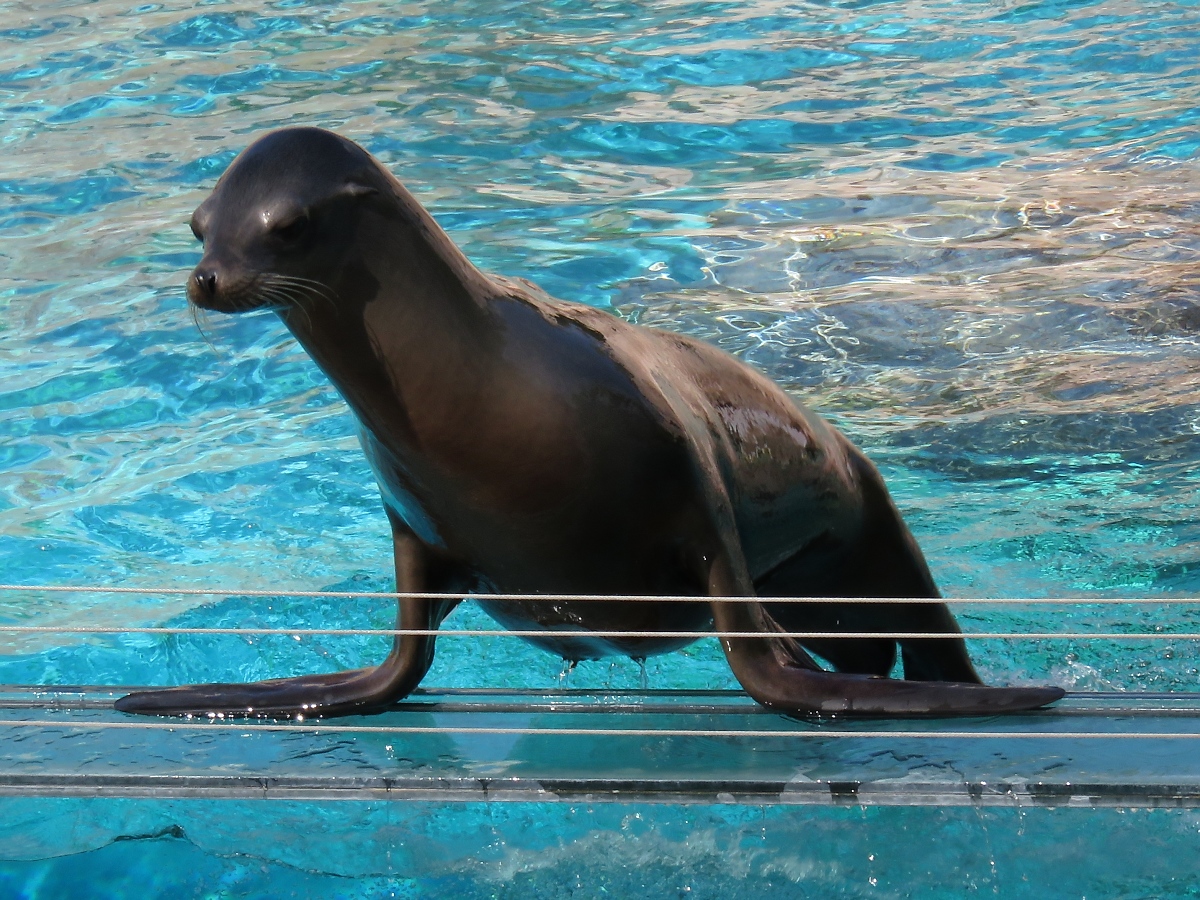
[2,689,1200,807]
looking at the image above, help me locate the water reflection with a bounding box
[0,0,1196,689]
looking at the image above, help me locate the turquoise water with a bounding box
[1,0,1199,894]
[1,799,1198,899]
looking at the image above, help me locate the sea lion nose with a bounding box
[193,268,217,296]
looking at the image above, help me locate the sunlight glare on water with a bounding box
[1,0,1199,691]
[2,0,1200,895]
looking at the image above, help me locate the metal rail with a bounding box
[1,583,1196,604]
[0,625,1194,639]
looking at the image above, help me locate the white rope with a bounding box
[0,625,1194,640]
[0,718,1195,740]
[0,584,1191,604]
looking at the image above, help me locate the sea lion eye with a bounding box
[272,213,310,242]
[189,219,203,242]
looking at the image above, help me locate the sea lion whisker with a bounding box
[258,287,315,330]
[271,273,335,293]
[188,301,220,354]
[292,286,338,315]
[268,285,324,320]
[268,273,337,299]
[256,283,297,303]
[255,288,290,309]
[267,275,339,312]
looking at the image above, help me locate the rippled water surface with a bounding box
[1,0,1199,894]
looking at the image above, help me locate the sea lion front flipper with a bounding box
[115,528,460,718]
[706,552,1064,717]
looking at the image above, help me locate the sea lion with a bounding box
[115,127,1063,718]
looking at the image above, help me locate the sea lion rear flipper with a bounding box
[115,530,460,718]
[707,551,1064,717]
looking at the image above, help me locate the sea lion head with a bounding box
[186,127,383,314]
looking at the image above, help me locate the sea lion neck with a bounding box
[273,184,505,462]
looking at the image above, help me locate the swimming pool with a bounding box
[1,0,1199,894]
